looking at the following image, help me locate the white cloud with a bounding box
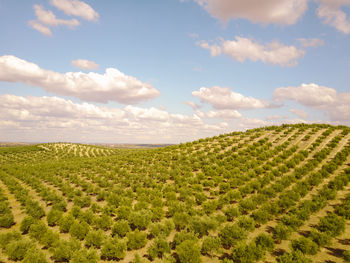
[317,0,350,34]
[297,38,324,47]
[192,86,271,110]
[50,0,99,21]
[274,83,337,107]
[29,5,80,35]
[290,108,308,118]
[72,59,99,70]
[0,94,230,143]
[274,83,350,121]
[206,109,242,119]
[193,0,308,25]
[183,101,201,110]
[198,37,305,66]
[28,20,52,36]
[0,55,160,104]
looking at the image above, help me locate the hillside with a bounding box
[0,124,349,263]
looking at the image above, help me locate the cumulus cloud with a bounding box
[0,94,230,143]
[198,37,305,66]
[193,0,308,25]
[297,38,324,47]
[192,86,271,110]
[29,5,80,35]
[317,0,350,34]
[0,55,160,104]
[205,109,242,119]
[50,0,99,21]
[290,108,308,118]
[274,83,350,121]
[72,59,99,70]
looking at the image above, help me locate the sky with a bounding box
[0,0,350,144]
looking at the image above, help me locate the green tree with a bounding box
[101,238,126,260]
[85,230,105,248]
[46,209,63,226]
[127,229,148,250]
[219,224,246,248]
[176,240,202,263]
[112,219,131,237]
[201,236,221,256]
[69,221,90,240]
[4,239,34,261]
[71,248,100,263]
[147,238,171,260]
[22,248,48,263]
[291,237,318,255]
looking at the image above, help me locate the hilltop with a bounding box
[0,124,349,263]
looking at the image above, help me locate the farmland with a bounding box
[0,124,350,263]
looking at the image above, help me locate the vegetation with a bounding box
[0,124,349,262]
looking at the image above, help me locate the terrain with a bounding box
[0,124,349,263]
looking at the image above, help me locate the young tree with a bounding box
[201,236,221,256]
[219,224,246,248]
[101,237,126,260]
[147,238,171,260]
[112,219,131,237]
[126,229,148,250]
[176,239,202,263]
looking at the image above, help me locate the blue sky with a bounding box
[0,0,349,143]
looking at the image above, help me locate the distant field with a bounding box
[0,124,349,263]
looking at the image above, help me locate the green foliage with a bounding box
[254,233,274,252]
[59,214,75,233]
[71,248,100,263]
[4,239,34,261]
[85,229,105,248]
[20,216,36,234]
[50,239,81,262]
[22,248,48,263]
[101,237,126,260]
[219,224,247,248]
[130,209,152,230]
[317,213,346,237]
[69,220,90,240]
[277,250,311,263]
[112,219,131,237]
[343,250,350,262]
[231,242,264,263]
[176,239,202,263]
[46,208,63,226]
[147,238,171,260]
[291,237,318,255]
[127,229,148,250]
[201,236,221,256]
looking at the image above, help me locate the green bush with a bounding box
[254,233,274,252]
[69,220,90,240]
[343,250,350,262]
[20,216,36,234]
[201,236,221,256]
[71,248,100,263]
[291,237,318,255]
[101,238,126,260]
[22,248,48,263]
[85,229,105,248]
[317,213,346,237]
[46,209,63,226]
[176,239,202,263]
[127,229,148,250]
[219,224,246,248]
[112,219,131,237]
[147,238,171,260]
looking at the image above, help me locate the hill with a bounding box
[0,124,349,263]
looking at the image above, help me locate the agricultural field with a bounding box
[0,123,350,263]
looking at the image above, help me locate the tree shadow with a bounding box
[298,230,310,237]
[272,248,285,257]
[325,246,346,258]
[338,238,350,245]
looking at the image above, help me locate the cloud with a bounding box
[28,20,52,36]
[297,38,324,47]
[198,37,305,66]
[0,55,160,104]
[205,109,242,119]
[290,108,308,118]
[50,0,99,21]
[29,5,80,35]
[72,59,99,70]
[183,101,201,110]
[274,83,350,121]
[192,86,271,110]
[317,0,350,34]
[193,0,308,25]
[0,94,230,143]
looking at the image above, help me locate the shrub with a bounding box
[254,233,274,252]
[147,238,171,260]
[29,221,47,242]
[224,206,241,221]
[5,239,34,261]
[317,213,346,237]
[59,214,75,233]
[20,216,36,234]
[0,211,14,228]
[69,221,90,240]
[291,237,318,255]
[343,250,350,262]
[71,248,100,263]
[231,242,264,263]
[50,239,81,262]
[85,230,105,248]
[274,224,292,241]
[176,239,202,263]
[46,209,63,226]
[22,248,48,263]
[219,224,246,248]
[277,250,311,263]
[41,229,59,248]
[101,238,126,260]
[112,219,131,237]
[201,236,221,256]
[127,229,148,250]
[130,210,152,230]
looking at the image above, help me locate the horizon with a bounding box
[1,0,350,143]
